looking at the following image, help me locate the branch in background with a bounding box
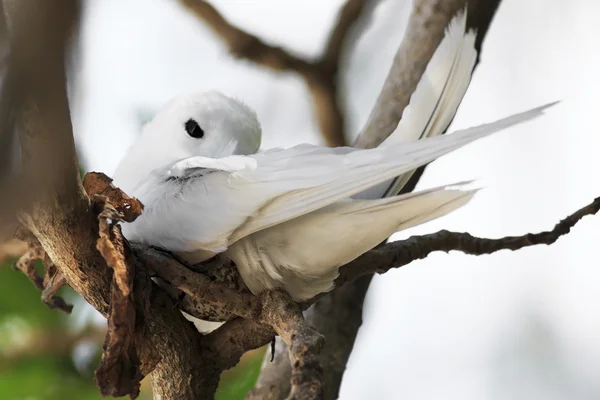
[0,0,37,233]
[180,0,367,147]
[0,0,12,182]
[311,1,504,398]
[354,0,466,148]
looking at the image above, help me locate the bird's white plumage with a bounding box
[112,12,556,302]
[356,10,477,199]
[116,99,553,300]
[228,181,477,300]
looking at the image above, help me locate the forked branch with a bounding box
[180,0,367,147]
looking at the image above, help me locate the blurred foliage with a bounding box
[0,251,266,399]
[217,348,265,400]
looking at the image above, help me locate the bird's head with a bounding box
[146,90,262,158]
[113,91,262,193]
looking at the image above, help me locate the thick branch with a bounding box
[7,2,224,399]
[259,290,324,400]
[204,318,274,372]
[203,291,325,400]
[138,245,260,321]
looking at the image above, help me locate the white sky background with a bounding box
[73,0,600,399]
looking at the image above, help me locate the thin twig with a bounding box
[41,262,72,313]
[13,245,44,289]
[337,196,600,286]
[13,241,73,313]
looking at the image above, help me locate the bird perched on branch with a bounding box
[112,12,555,302]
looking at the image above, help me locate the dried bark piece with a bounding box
[93,196,158,399]
[83,172,143,222]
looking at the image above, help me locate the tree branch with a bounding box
[119,190,599,400]
[336,196,600,285]
[180,0,367,147]
[138,245,259,321]
[320,0,364,73]
[259,290,325,400]
[122,191,600,399]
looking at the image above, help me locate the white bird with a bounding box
[112,14,555,302]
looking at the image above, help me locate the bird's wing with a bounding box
[133,103,552,256]
[227,103,554,243]
[357,10,477,199]
[228,181,477,301]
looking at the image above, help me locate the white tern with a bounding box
[112,13,555,302]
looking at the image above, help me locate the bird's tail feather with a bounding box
[342,180,478,233]
[358,10,478,199]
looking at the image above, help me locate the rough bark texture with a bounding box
[353,0,466,148]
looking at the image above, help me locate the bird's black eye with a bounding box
[184,118,204,138]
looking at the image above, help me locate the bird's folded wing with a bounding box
[226,103,554,244]
[359,10,478,199]
[161,102,553,254]
[167,155,257,177]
